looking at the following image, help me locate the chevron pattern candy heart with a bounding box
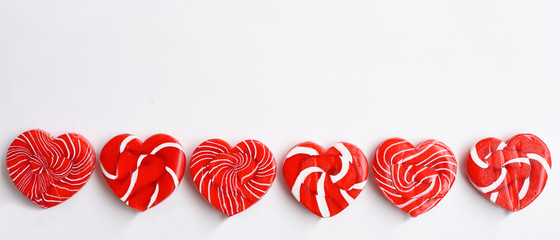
[466,134,551,211]
[6,129,96,208]
[283,142,368,218]
[100,133,186,211]
[373,138,457,217]
[190,139,276,216]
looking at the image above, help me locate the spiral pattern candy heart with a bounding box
[100,133,186,211]
[283,142,368,218]
[6,129,96,208]
[190,139,276,216]
[372,138,457,217]
[466,134,551,211]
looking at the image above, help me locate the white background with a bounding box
[1,0,560,239]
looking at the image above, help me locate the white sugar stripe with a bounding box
[121,170,138,201]
[415,176,436,198]
[396,198,415,208]
[416,149,448,165]
[331,143,353,183]
[518,178,530,200]
[490,192,499,203]
[340,189,354,204]
[404,165,413,184]
[291,167,324,201]
[526,153,551,175]
[317,172,326,197]
[11,165,29,182]
[147,184,159,209]
[497,142,507,150]
[470,146,488,168]
[59,138,71,159]
[285,146,319,158]
[137,155,146,167]
[382,188,400,197]
[349,180,367,190]
[240,165,256,184]
[377,178,397,190]
[101,164,117,180]
[151,142,184,155]
[479,168,507,193]
[121,155,146,201]
[120,136,139,153]
[400,143,436,163]
[390,148,415,165]
[67,134,76,160]
[165,167,179,187]
[21,134,37,155]
[316,173,330,217]
[382,140,408,165]
[407,199,428,214]
[503,158,530,166]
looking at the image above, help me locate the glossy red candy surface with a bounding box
[466,134,551,211]
[372,138,457,217]
[190,139,276,216]
[100,133,186,211]
[7,129,96,208]
[283,142,368,218]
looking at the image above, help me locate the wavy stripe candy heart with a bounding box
[372,138,457,217]
[100,133,186,211]
[190,139,276,216]
[467,134,551,211]
[283,142,368,217]
[6,129,96,208]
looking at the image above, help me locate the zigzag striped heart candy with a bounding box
[283,142,368,218]
[467,134,551,211]
[100,133,186,211]
[190,139,276,216]
[6,129,96,208]
[372,138,457,217]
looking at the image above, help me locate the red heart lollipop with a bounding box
[283,142,368,217]
[190,139,276,216]
[466,134,551,211]
[372,138,457,217]
[7,129,96,208]
[100,133,186,211]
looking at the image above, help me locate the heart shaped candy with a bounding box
[372,138,457,217]
[466,134,551,211]
[283,142,368,217]
[100,133,186,211]
[190,139,276,216]
[6,129,96,208]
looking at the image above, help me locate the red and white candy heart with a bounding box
[283,142,368,217]
[467,134,551,211]
[190,139,276,216]
[100,133,186,211]
[372,138,457,217]
[6,129,96,208]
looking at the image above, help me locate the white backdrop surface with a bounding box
[1,0,560,239]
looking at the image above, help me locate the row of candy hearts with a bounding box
[6,129,551,217]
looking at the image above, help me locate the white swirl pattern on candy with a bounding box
[190,139,276,216]
[7,130,95,208]
[100,135,184,209]
[373,139,456,216]
[468,142,551,204]
[287,143,367,217]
